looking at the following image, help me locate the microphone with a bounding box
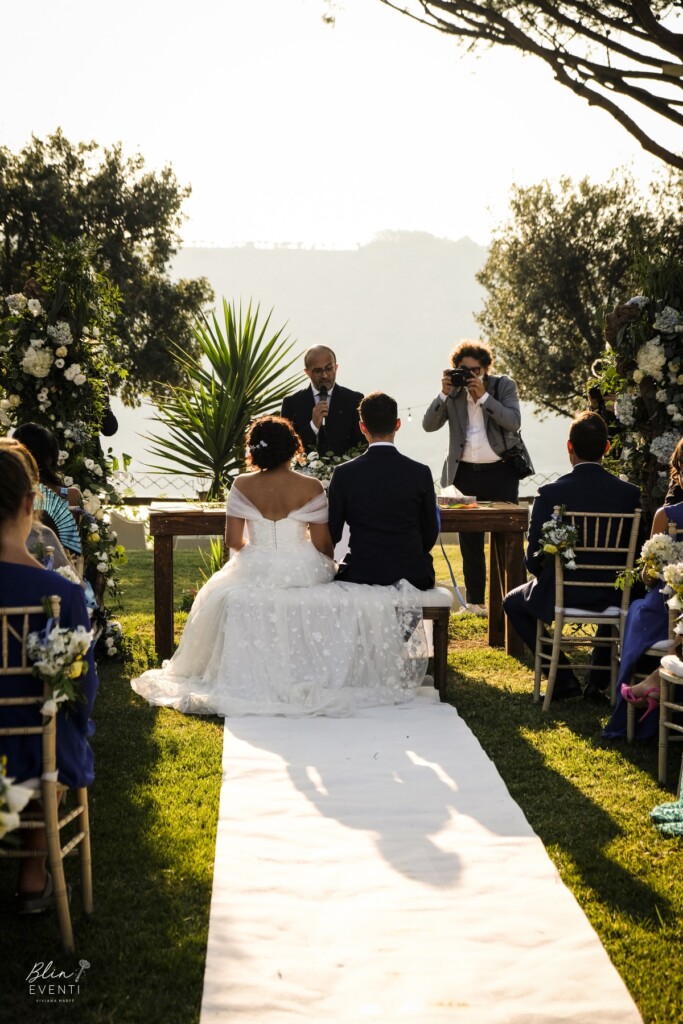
[318,385,328,425]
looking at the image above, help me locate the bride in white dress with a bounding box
[132,416,427,717]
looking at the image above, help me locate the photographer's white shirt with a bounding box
[439,388,499,464]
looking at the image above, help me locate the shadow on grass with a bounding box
[443,655,674,925]
[3,659,223,1024]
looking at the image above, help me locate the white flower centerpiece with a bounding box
[296,444,366,488]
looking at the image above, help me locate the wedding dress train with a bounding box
[132,490,427,716]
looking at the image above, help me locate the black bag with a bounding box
[492,377,535,479]
[500,444,534,479]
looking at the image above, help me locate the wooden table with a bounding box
[438,503,529,658]
[149,502,529,660]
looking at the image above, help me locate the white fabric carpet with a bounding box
[200,689,642,1024]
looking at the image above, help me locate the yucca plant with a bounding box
[145,300,305,499]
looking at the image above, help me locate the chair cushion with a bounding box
[419,587,454,608]
[560,605,621,617]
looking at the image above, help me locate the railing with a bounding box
[109,470,560,505]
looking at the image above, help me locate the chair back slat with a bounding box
[554,510,641,611]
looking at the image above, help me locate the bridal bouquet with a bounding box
[662,562,683,636]
[26,603,93,717]
[0,757,33,840]
[616,532,683,590]
[297,444,365,485]
[536,505,578,569]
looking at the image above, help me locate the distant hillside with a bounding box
[172,231,487,405]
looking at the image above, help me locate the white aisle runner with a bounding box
[200,690,642,1024]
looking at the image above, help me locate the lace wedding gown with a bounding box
[132,489,428,717]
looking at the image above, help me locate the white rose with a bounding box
[63,476,73,486]
[55,358,65,368]
[632,369,644,383]
[95,509,104,521]
[94,465,103,476]
[9,395,20,407]
[55,346,68,357]
[74,373,86,386]
[0,399,9,410]
[97,562,108,573]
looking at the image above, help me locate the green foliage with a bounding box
[0,239,127,605]
[145,300,305,499]
[591,256,683,522]
[476,175,668,416]
[0,130,214,403]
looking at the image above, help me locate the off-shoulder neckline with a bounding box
[228,489,325,523]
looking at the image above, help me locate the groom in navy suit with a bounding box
[328,392,439,590]
[280,345,365,456]
[503,412,642,700]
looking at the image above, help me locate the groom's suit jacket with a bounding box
[281,383,364,455]
[522,462,642,624]
[328,444,439,590]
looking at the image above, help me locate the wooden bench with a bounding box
[420,588,455,701]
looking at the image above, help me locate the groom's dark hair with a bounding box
[359,392,398,437]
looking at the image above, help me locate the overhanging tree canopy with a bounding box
[378,1,683,170]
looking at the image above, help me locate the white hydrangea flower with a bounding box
[614,395,636,426]
[656,389,669,402]
[653,306,682,333]
[30,337,45,348]
[5,292,28,313]
[636,337,666,382]
[21,346,53,378]
[651,431,681,465]
[47,321,72,346]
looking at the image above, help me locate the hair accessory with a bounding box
[248,439,268,452]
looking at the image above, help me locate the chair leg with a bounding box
[610,630,619,706]
[76,788,93,914]
[533,620,544,703]
[542,621,564,713]
[626,702,635,743]
[43,781,74,953]
[659,672,670,786]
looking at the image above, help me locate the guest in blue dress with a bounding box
[0,440,98,906]
[603,497,683,740]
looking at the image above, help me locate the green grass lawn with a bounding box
[4,547,683,1023]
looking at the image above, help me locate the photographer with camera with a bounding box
[423,341,531,615]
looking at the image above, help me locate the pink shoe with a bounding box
[620,683,660,723]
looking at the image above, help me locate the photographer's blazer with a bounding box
[281,383,364,456]
[523,463,642,623]
[328,444,439,590]
[422,373,524,487]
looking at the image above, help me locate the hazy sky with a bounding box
[0,0,670,248]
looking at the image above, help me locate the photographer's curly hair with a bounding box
[245,416,304,471]
[670,436,683,491]
[449,340,492,369]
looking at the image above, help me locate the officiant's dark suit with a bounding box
[328,394,439,590]
[503,412,642,698]
[280,345,364,456]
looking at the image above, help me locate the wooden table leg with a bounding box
[488,533,505,649]
[154,534,175,661]
[503,529,526,659]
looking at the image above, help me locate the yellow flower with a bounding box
[69,659,84,679]
[543,543,558,554]
[89,532,100,543]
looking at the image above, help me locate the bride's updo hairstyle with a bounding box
[245,415,304,470]
[0,438,39,530]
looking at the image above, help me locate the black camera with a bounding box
[448,366,474,387]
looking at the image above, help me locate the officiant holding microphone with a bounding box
[281,346,365,456]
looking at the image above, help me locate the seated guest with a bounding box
[503,412,642,701]
[12,422,84,565]
[328,392,439,590]
[0,442,98,912]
